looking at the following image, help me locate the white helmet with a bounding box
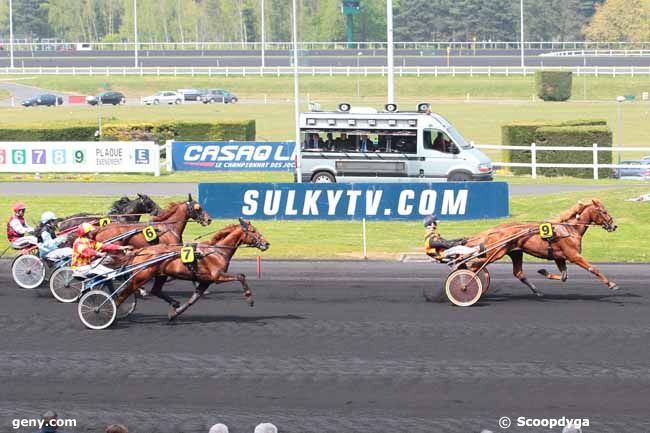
[40,211,57,224]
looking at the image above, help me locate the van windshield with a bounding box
[445,125,472,149]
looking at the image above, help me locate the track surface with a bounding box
[1,260,649,433]
[1,49,649,67]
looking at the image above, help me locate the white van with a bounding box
[298,103,493,183]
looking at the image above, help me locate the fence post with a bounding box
[531,142,537,179]
[165,140,174,173]
[592,143,599,180]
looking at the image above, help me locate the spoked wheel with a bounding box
[479,269,490,294]
[49,267,83,303]
[116,294,137,320]
[445,269,483,307]
[12,254,46,289]
[78,290,116,330]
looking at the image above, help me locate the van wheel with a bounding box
[448,172,472,182]
[312,172,335,183]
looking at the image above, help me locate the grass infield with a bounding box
[2,186,648,262]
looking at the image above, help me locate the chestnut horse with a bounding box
[93,194,211,248]
[463,199,618,297]
[114,219,269,321]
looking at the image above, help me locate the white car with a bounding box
[141,91,183,105]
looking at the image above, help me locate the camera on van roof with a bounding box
[384,103,398,112]
[337,103,351,112]
[417,103,431,112]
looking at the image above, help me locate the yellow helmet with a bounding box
[77,222,95,236]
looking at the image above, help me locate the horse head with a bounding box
[186,197,212,227]
[136,193,162,216]
[588,198,617,232]
[238,218,270,251]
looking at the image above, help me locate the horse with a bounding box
[113,218,269,321]
[92,194,211,248]
[462,199,618,297]
[58,194,162,231]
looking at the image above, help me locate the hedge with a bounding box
[0,125,97,142]
[502,120,612,178]
[0,120,256,144]
[535,71,573,101]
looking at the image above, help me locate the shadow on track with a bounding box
[119,313,305,327]
[479,291,641,306]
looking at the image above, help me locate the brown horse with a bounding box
[93,194,211,248]
[114,219,269,321]
[463,199,618,297]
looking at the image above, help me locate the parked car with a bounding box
[201,89,238,104]
[177,89,203,102]
[141,91,183,105]
[21,94,63,107]
[86,91,126,106]
[612,160,650,180]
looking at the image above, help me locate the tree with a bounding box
[584,0,650,42]
[12,0,51,39]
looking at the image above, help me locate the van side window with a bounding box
[425,129,456,154]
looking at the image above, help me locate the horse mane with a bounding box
[151,201,184,221]
[549,201,589,223]
[109,196,132,213]
[207,224,240,245]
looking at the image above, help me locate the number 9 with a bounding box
[74,150,85,163]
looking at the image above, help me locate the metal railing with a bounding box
[542,49,650,57]
[476,144,650,180]
[3,65,650,77]
[2,40,650,52]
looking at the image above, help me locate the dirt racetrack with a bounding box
[1,260,649,433]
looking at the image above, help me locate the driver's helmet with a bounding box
[12,202,26,213]
[40,211,57,224]
[76,222,95,237]
[423,214,439,228]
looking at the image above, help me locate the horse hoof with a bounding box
[537,269,549,277]
[609,283,620,291]
[535,291,544,298]
[171,301,180,309]
[247,298,255,307]
[168,309,178,321]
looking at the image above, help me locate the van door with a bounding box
[419,128,460,179]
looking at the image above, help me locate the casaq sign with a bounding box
[199,182,509,221]
[170,141,295,171]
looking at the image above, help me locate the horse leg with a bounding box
[168,282,211,321]
[538,259,568,282]
[150,275,180,308]
[567,253,618,291]
[218,272,254,307]
[509,250,543,297]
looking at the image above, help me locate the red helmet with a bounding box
[76,222,95,237]
[12,202,26,213]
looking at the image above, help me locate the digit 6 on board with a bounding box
[142,226,157,242]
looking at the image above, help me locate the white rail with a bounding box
[541,49,650,57]
[475,143,650,180]
[3,65,650,77]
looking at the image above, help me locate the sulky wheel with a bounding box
[116,294,137,320]
[445,269,483,307]
[12,254,46,289]
[78,289,117,330]
[479,268,491,294]
[49,267,83,303]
